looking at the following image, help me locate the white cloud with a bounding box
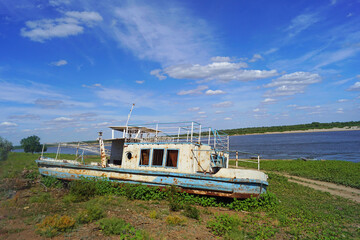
[215,110,224,114]
[211,56,231,62]
[347,81,360,91]
[224,117,232,120]
[264,48,278,55]
[314,48,360,69]
[49,0,71,6]
[286,13,319,38]
[337,99,349,103]
[336,108,344,114]
[198,111,206,114]
[82,83,102,88]
[53,117,73,122]
[136,80,144,84]
[0,122,18,127]
[212,101,233,108]
[21,11,102,42]
[50,59,67,66]
[150,69,167,80]
[177,85,208,96]
[9,114,40,120]
[253,108,260,112]
[154,61,277,82]
[65,11,103,23]
[262,98,277,104]
[205,89,226,95]
[188,107,200,112]
[0,81,63,104]
[35,98,63,108]
[264,72,321,97]
[249,54,263,62]
[112,3,213,65]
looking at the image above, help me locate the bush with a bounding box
[29,192,52,204]
[165,215,187,226]
[0,137,13,161]
[36,214,75,237]
[77,204,105,224]
[207,214,241,236]
[98,217,149,239]
[69,179,97,202]
[41,176,63,188]
[183,205,200,220]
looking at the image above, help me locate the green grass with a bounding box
[0,152,100,179]
[231,159,360,189]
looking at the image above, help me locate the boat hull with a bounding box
[36,159,268,198]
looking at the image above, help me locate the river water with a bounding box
[230,130,360,162]
[13,130,360,162]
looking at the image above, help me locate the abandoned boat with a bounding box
[36,121,268,198]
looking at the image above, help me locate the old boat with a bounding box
[36,121,268,198]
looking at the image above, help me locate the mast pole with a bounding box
[124,103,135,138]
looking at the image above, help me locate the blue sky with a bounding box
[0,0,359,145]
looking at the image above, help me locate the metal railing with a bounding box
[229,150,261,170]
[125,121,229,152]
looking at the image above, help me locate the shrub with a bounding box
[149,210,159,219]
[207,214,241,236]
[167,186,184,211]
[29,192,52,204]
[165,215,187,226]
[98,217,149,239]
[183,205,200,220]
[77,204,105,224]
[69,180,97,202]
[0,137,13,161]
[36,214,75,237]
[41,176,63,188]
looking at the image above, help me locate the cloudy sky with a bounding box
[0,0,359,144]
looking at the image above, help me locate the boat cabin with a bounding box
[106,123,229,174]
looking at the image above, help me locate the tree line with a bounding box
[221,121,360,135]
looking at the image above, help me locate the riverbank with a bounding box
[1,152,359,239]
[234,126,360,136]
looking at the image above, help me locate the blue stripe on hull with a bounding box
[37,160,267,197]
[36,159,268,185]
[39,168,265,195]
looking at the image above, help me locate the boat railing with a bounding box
[124,121,229,152]
[228,150,261,170]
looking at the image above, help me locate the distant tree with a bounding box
[20,135,46,154]
[0,137,13,161]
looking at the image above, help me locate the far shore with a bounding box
[232,126,360,136]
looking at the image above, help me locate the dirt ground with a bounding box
[273,172,360,203]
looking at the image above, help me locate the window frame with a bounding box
[150,148,165,167]
[164,149,179,169]
[139,148,151,167]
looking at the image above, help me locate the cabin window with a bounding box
[140,149,150,166]
[165,150,178,167]
[152,149,164,166]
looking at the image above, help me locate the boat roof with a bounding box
[109,126,160,133]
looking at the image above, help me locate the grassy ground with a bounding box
[230,159,360,189]
[0,153,359,239]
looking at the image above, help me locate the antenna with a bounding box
[124,103,135,138]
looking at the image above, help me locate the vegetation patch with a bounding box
[183,205,200,220]
[98,217,149,239]
[36,214,76,237]
[76,204,105,224]
[165,215,187,226]
[207,213,241,236]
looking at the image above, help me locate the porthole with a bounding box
[126,152,132,160]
